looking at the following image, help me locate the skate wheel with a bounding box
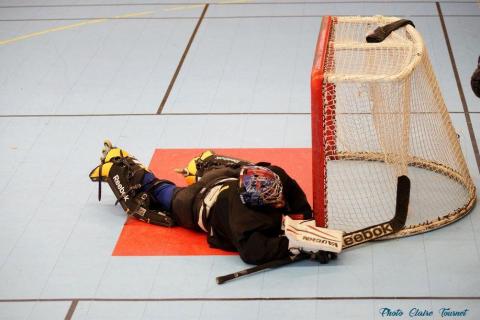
[100,139,114,162]
[103,139,113,149]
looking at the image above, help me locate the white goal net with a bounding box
[311,16,476,238]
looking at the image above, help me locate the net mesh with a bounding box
[312,16,476,237]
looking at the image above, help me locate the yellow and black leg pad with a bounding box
[89,145,134,183]
[89,140,146,202]
[126,191,176,227]
[89,146,175,227]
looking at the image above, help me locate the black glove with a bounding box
[310,251,338,264]
[301,209,314,220]
[472,56,480,98]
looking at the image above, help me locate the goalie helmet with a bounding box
[239,165,284,208]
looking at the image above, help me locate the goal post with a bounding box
[311,17,332,228]
[311,16,476,238]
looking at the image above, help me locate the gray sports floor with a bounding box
[0,1,479,319]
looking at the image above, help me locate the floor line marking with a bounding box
[437,2,480,174]
[157,4,209,114]
[164,0,252,12]
[1,296,479,302]
[0,1,477,8]
[0,10,154,46]
[0,111,477,118]
[64,300,78,320]
[1,14,480,22]
[164,4,204,11]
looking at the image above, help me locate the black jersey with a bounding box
[171,164,312,265]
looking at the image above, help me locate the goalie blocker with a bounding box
[285,216,344,254]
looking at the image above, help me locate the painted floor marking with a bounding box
[0,10,154,46]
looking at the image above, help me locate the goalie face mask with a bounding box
[239,166,285,208]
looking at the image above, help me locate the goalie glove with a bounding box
[310,251,338,264]
[284,216,344,256]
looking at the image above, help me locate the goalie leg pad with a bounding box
[284,216,344,254]
[89,142,176,227]
[107,158,176,227]
[102,157,144,205]
[89,145,133,182]
[128,191,175,227]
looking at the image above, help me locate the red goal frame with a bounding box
[311,16,335,227]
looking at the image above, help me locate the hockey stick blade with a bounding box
[343,175,410,248]
[216,175,410,284]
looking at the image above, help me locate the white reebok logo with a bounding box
[113,174,129,201]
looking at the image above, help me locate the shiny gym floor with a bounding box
[1,1,479,319]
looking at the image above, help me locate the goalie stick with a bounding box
[216,175,410,285]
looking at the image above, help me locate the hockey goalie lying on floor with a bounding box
[89,140,343,265]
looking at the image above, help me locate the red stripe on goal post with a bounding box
[311,16,335,228]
